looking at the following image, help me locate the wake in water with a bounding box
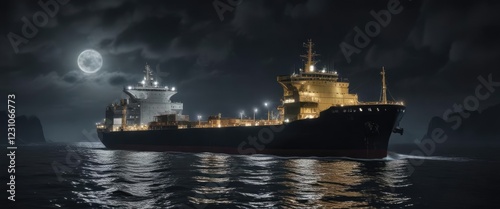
[386,152,473,162]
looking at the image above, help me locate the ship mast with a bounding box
[300,39,319,72]
[380,67,388,104]
[143,63,151,87]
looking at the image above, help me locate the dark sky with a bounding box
[1,0,499,142]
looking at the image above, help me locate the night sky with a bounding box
[1,0,499,142]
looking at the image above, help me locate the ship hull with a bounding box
[98,104,405,159]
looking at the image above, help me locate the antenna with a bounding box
[300,39,319,72]
[380,67,388,104]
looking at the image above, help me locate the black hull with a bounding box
[98,104,405,159]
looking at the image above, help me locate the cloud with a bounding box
[87,0,128,11]
[408,0,500,56]
[347,0,500,97]
[12,69,135,94]
[231,0,278,38]
[108,74,128,86]
[284,0,329,19]
[62,72,78,83]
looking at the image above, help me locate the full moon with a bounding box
[77,49,103,73]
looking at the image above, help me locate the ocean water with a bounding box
[2,142,499,208]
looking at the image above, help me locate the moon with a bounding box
[77,49,103,73]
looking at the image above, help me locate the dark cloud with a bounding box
[284,0,329,19]
[108,74,127,86]
[62,73,78,83]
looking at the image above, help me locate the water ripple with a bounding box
[15,143,422,208]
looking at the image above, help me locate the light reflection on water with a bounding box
[190,153,232,205]
[66,145,414,208]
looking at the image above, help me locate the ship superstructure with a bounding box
[103,64,187,131]
[277,39,399,121]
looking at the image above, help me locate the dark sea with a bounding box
[2,142,499,209]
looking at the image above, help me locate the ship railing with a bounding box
[357,101,405,106]
[107,124,149,132]
[193,119,283,128]
[277,76,338,82]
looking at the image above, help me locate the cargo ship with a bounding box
[97,40,405,158]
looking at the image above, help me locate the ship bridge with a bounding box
[104,64,184,131]
[124,63,178,102]
[277,40,359,121]
[277,40,405,122]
